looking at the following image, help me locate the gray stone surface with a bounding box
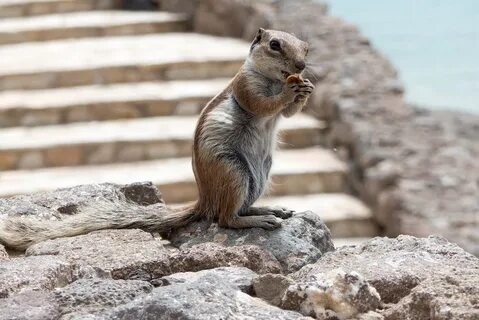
[170,211,335,273]
[27,229,174,280]
[27,229,284,280]
[169,242,282,275]
[0,244,7,260]
[382,270,479,320]
[253,273,295,306]
[293,236,479,303]
[0,182,162,220]
[0,279,154,320]
[0,255,73,298]
[96,267,307,320]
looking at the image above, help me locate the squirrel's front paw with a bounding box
[293,79,315,102]
[283,79,314,103]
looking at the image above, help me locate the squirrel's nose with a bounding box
[295,61,306,72]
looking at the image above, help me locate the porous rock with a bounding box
[26,229,174,280]
[281,269,381,320]
[0,255,73,298]
[0,279,153,320]
[0,244,7,260]
[253,273,295,306]
[95,267,309,320]
[293,236,479,304]
[381,270,479,320]
[170,242,282,274]
[27,229,283,281]
[169,211,335,274]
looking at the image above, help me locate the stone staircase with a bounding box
[0,0,378,243]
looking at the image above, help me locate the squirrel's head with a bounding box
[247,28,309,81]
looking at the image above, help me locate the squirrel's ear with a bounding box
[250,28,265,51]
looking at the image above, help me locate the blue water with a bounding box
[325,0,479,113]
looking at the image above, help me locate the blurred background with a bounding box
[327,0,479,113]
[0,0,477,253]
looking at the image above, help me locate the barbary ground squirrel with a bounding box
[0,29,315,250]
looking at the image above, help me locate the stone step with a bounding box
[0,11,189,45]
[0,114,324,170]
[0,33,249,90]
[0,148,348,202]
[0,0,117,18]
[0,79,230,127]
[256,194,379,238]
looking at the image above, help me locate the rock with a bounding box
[170,242,282,275]
[0,244,7,260]
[292,235,479,317]
[0,182,163,220]
[281,269,381,319]
[26,229,174,280]
[157,267,257,293]
[0,279,153,320]
[169,211,335,273]
[54,279,153,318]
[96,267,308,320]
[0,291,59,320]
[0,255,73,298]
[381,270,479,320]
[253,273,295,306]
[27,229,282,281]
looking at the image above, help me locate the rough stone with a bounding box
[0,182,163,221]
[0,291,59,320]
[26,229,174,280]
[381,270,479,320]
[281,269,381,319]
[0,244,7,261]
[0,279,154,320]
[0,255,73,298]
[169,211,335,273]
[95,267,308,320]
[27,227,284,280]
[157,267,257,294]
[253,273,295,306]
[292,236,479,307]
[169,242,282,275]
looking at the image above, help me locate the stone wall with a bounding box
[157,0,479,255]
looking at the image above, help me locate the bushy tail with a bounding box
[0,196,198,251]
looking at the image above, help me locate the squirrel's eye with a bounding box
[269,40,281,51]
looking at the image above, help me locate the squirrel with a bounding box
[0,29,314,250]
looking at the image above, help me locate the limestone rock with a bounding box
[169,242,282,275]
[157,267,257,293]
[0,291,59,320]
[26,229,174,280]
[293,236,478,304]
[169,211,335,273]
[0,182,163,220]
[0,279,153,320]
[281,269,381,319]
[0,244,7,260]
[382,270,479,320]
[253,273,295,306]
[96,267,308,320]
[0,255,73,298]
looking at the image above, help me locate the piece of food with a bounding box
[286,74,303,84]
